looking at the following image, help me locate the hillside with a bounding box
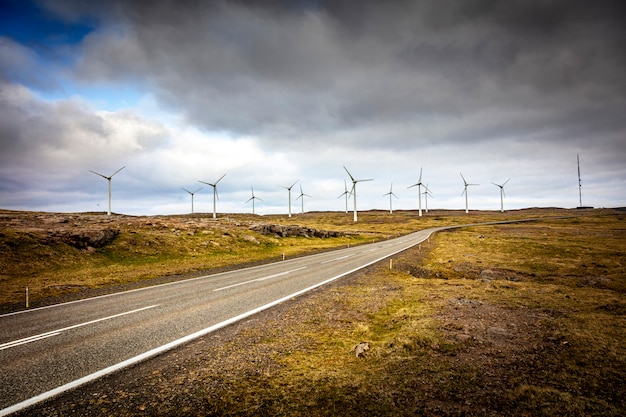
[3,208,626,416]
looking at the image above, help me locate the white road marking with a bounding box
[0,305,158,351]
[321,254,353,264]
[213,267,308,292]
[0,332,62,350]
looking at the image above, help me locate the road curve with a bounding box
[0,219,538,415]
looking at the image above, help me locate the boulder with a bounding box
[249,223,344,238]
[354,342,370,358]
[50,228,120,249]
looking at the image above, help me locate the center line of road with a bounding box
[213,267,308,292]
[321,254,353,264]
[0,305,158,351]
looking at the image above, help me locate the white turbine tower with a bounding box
[338,179,350,214]
[382,182,399,214]
[460,172,479,214]
[280,180,299,218]
[407,168,426,217]
[181,187,202,214]
[422,183,433,213]
[344,166,373,222]
[199,173,226,219]
[492,179,510,213]
[89,166,125,216]
[246,186,262,215]
[296,184,311,214]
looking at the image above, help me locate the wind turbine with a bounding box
[338,179,350,214]
[296,184,311,214]
[246,186,262,215]
[422,183,433,213]
[89,166,125,216]
[492,179,510,212]
[181,187,202,214]
[460,172,479,214]
[199,173,226,219]
[382,182,399,214]
[344,166,373,222]
[279,180,299,218]
[407,168,426,217]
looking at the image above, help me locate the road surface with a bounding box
[1,226,451,415]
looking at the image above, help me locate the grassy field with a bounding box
[0,207,566,308]
[5,207,626,416]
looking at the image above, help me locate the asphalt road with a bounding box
[0,226,445,415]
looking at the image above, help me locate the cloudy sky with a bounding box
[1,0,624,216]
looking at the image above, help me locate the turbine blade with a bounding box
[503,178,510,187]
[343,166,356,182]
[215,173,226,185]
[418,167,423,183]
[460,172,467,185]
[110,166,126,177]
[290,179,299,189]
[194,187,202,194]
[198,180,211,186]
[89,170,108,179]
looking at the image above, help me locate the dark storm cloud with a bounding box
[58,0,625,154]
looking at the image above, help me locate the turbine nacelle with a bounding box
[89,166,125,181]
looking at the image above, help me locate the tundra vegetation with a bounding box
[2,208,625,416]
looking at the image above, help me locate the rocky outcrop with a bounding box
[0,211,121,250]
[250,223,345,238]
[48,228,120,249]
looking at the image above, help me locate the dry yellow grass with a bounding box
[14,207,626,416]
[1,207,569,307]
